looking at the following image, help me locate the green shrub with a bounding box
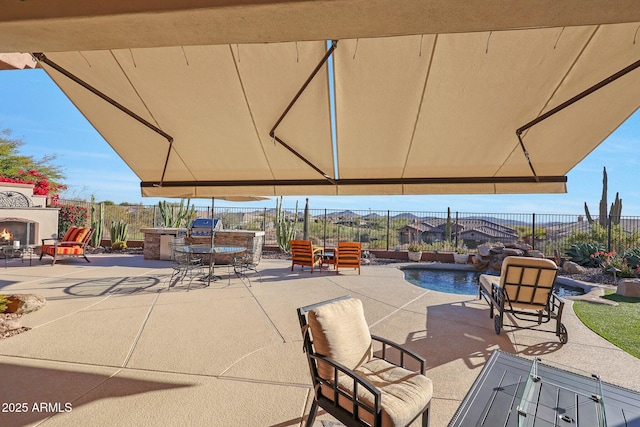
[0,295,7,313]
[599,252,636,278]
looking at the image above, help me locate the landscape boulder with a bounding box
[562,261,586,275]
[526,250,545,258]
[502,248,524,257]
[617,279,640,298]
[477,244,492,257]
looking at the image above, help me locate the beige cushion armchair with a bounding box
[297,296,433,426]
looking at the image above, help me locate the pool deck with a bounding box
[0,254,638,427]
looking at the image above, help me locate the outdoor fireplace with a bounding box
[0,183,59,247]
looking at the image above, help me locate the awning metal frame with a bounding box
[32,51,177,185]
[515,56,640,181]
[140,175,567,189]
[268,40,338,185]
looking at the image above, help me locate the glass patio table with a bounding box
[174,244,246,286]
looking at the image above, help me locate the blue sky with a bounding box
[1,68,639,215]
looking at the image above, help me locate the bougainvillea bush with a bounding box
[0,169,66,197]
[56,204,88,236]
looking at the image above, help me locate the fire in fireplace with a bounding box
[0,220,36,246]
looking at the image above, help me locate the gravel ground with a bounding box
[557,268,619,286]
[0,312,29,339]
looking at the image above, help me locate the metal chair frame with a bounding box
[168,241,204,291]
[297,296,431,427]
[233,246,262,286]
[478,259,567,343]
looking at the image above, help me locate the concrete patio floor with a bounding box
[1,254,639,427]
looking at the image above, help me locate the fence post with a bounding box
[386,210,390,251]
[262,208,267,231]
[532,213,536,251]
[323,209,327,249]
[455,211,459,247]
[607,215,612,253]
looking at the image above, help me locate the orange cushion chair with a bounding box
[290,240,323,273]
[40,226,94,265]
[335,241,362,274]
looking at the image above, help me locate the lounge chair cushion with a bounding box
[321,358,433,427]
[308,297,372,380]
[41,245,84,256]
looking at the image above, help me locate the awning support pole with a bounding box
[269,40,338,184]
[516,57,640,181]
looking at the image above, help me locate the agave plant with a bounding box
[565,243,605,268]
[622,247,640,269]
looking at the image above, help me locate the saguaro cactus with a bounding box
[275,196,298,253]
[158,199,196,227]
[584,167,622,226]
[445,207,452,243]
[90,196,104,247]
[303,198,310,241]
[110,220,129,250]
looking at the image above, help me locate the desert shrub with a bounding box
[599,252,636,278]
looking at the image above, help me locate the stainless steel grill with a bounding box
[189,218,222,237]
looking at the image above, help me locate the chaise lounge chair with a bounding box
[40,226,94,266]
[478,256,567,343]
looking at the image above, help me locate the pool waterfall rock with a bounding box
[471,242,544,270]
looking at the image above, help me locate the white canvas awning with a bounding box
[2,1,640,197]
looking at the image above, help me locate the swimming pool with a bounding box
[403,268,585,297]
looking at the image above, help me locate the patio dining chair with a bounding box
[234,241,263,283]
[168,239,203,291]
[478,256,567,343]
[290,240,323,273]
[335,241,362,274]
[297,296,433,427]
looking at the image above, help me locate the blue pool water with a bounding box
[403,268,585,297]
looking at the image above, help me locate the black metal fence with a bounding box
[56,199,640,256]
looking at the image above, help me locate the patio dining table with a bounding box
[174,244,246,286]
